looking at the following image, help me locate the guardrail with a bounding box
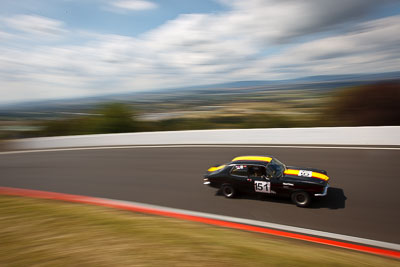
[8,126,400,150]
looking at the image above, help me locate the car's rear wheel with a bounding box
[221,184,235,198]
[291,191,311,207]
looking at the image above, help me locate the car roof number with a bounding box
[299,170,312,177]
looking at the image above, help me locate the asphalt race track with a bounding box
[1,146,399,244]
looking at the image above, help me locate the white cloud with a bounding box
[109,0,158,11]
[202,0,388,45]
[254,15,400,77]
[0,30,15,40]
[3,14,67,37]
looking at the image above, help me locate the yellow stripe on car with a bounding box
[312,172,330,181]
[231,156,272,162]
[284,169,329,181]
[208,165,226,172]
[284,169,300,176]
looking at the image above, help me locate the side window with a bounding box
[248,165,266,177]
[230,165,248,177]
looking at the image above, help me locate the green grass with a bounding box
[0,196,398,266]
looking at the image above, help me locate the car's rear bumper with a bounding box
[314,184,329,197]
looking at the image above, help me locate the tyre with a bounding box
[221,184,235,198]
[291,191,311,207]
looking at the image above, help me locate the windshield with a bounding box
[266,158,286,178]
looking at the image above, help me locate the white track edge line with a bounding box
[98,197,400,251]
[1,144,400,155]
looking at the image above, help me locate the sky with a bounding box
[0,0,400,104]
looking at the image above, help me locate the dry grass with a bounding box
[0,195,398,266]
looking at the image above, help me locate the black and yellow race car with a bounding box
[203,156,329,207]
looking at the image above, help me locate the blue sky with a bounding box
[0,0,226,37]
[0,0,399,104]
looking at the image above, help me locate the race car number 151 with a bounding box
[254,181,271,193]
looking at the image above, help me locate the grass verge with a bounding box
[0,195,398,266]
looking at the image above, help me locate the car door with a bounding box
[248,165,282,195]
[253,176,285,195]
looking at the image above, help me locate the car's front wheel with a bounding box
[221,184,236,198]
[291,191,311,207]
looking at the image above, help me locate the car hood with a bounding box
[283,166,329,183]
